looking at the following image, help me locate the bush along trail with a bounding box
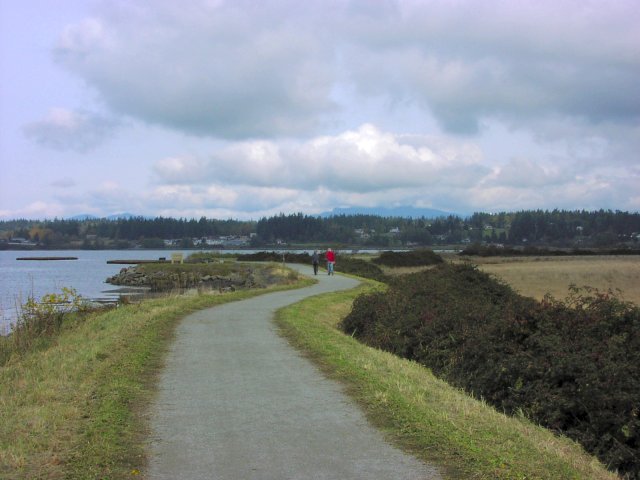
[341,262,640,479]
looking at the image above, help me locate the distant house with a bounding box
[354,228,371,239]
[9,237,37,246]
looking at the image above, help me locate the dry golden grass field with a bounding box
[469,255,640,305]
[379,254,640,305]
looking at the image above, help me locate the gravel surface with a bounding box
[147,264,442,479]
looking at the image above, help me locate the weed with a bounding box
[1,288,90,365]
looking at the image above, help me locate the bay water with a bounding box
[0,249,195,333]
[0,247,407,334]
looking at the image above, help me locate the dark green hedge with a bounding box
[372,249,444,267]
[341,263,640,478]
[335,256,387,282]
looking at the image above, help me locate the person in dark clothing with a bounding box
[312,250,320,275]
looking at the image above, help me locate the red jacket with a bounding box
[326,250,335,262]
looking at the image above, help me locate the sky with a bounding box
[1,0,639,221]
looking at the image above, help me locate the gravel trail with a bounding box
[147,264,442,479]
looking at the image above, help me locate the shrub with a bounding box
[335,256,387,282]
[236,251,312,263]
[372,249,444,267]
[186,251,235,263]
[2,288,89,365]
[460,243,640,257]
[341,264,640,478]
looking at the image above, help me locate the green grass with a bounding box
[0,269,314,479]
[275,280,619,480]
[139,261,240,276]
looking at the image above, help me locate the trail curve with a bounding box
[147,264,442,479]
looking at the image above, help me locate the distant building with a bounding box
[9,237,37,246]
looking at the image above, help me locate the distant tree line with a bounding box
[1,209,639,248]
[0,217,254,249]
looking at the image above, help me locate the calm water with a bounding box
[0,247,410,333]
[0,249,195,333]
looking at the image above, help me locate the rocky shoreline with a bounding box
[106,266,256,292]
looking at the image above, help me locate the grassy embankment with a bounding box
[276,279,619,479]
[0,263,313,479]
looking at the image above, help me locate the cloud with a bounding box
[153,157,209,184]
[345,0,640,133]
[146,123,640,216]
[154,124,489,193]
[87,181,140,212]
[52,0,640,141]
[23,108,118,152]
[489,158,572,188]
[54,2,337,139]
[146,184,306,218]
[0,201,67,220]
[527,118,640,168]
[5,0,636,221]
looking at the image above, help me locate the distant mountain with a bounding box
[320,206,457,219]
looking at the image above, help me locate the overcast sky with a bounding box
[1,0,639,220]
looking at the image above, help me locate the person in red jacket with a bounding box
[326,248,336,275]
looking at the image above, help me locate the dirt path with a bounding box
[147,264,442,479]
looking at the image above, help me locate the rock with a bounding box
[106,265,258,292]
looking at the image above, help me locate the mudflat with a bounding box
[147,265,441,479]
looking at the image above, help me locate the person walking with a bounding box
[312,250,320,275]
[326,248,336,275]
